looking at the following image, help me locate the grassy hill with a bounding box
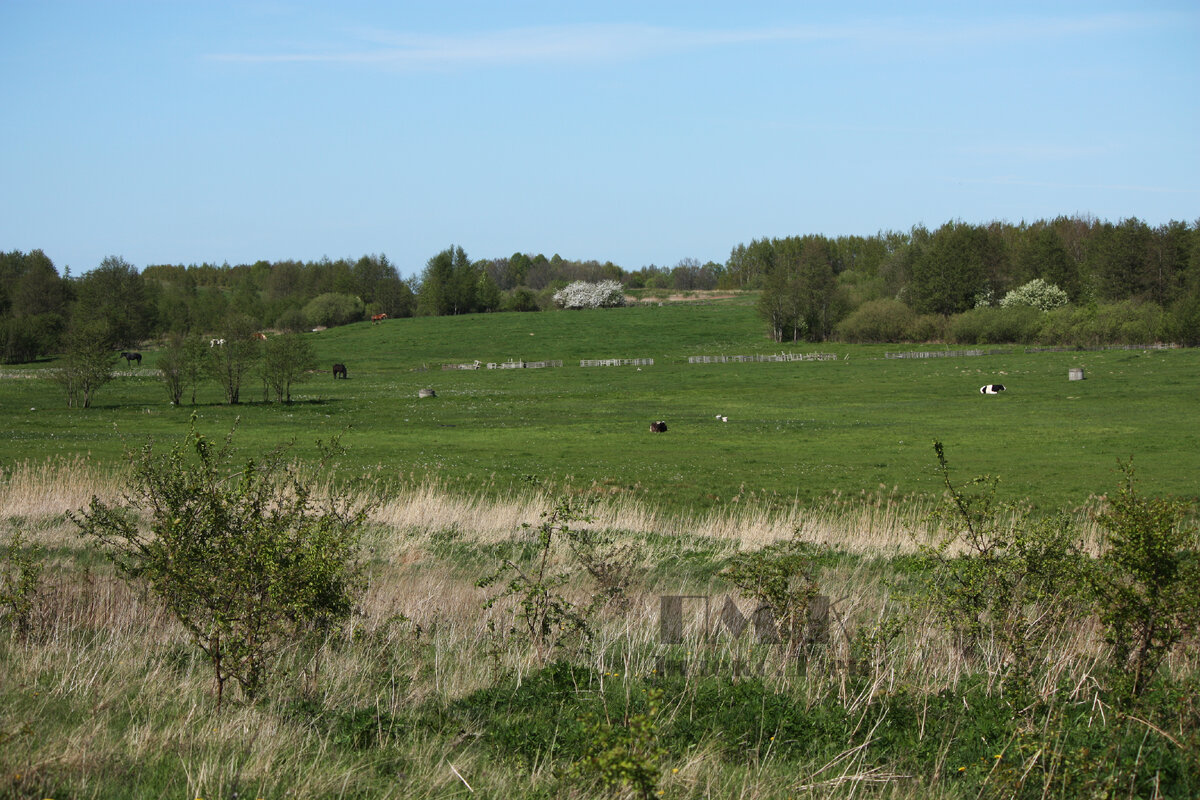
[1,298,1197,514]
[4,298,1198,799]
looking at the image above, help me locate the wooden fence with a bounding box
[688,353,837,364]
[885,349,991,359]
[1024,343,1177,353]
[488,360,562,369]
[579,358,654,367]
[442,360,562,370]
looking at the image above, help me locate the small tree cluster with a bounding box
[999,278,1070,311]
[303,292,365,328]
[51,320,117,408]
[553,280,626,310]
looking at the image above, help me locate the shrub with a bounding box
[303,292,365,328]
[999,278,1070,311]
[552,280,626,310]
[274,307,310,332]
[920,441,1083,683]
[1165,289,1200,346]
[834,298,915,342]
[1038,301,1165,347]
[906,313,948,343]
[948,305,1042,344]
[0,530,44,637]
[501,287,540,312]
[477,498,594,664]
[1089,462,1200,699]
[71,421,369,709]
[723,538,832,664]
[570,688,665,800]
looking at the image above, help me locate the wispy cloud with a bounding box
[957,143,1114,161]
[207,12,1176,69]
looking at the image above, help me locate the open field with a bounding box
[3,302,1198,797]
[1,300,1197,515]
[3,467,1198,799]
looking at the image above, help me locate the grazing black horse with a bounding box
[120,351,142,365]
[332,363,348,379]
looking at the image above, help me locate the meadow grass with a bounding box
[2,302,1197,798]
[1,300,1197,516]
[3,464,1196,799]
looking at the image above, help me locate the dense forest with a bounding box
[2,215,1198,363]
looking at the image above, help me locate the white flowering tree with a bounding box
[999,279,1070,312]
[552,280,626,309]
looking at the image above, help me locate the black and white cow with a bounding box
[979,384,1006,394]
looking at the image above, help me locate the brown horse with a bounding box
[371,313,388,323]
[332,363,348,379]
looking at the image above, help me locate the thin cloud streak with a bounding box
[207,13,1173,69]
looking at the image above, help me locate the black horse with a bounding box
[120,351,142,365]
[332,363,348,379]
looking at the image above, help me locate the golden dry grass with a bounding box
[2,457,1190,799]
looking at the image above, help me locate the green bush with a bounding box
[304,292,365,328]
[948,305,1043,344]
[71,421,369,709]
[920,442,1083,683]
[1165,289,1200,345]
[1089,462,1200,699]
[1038,301,1166,346]
[834,298,915,342]
[274,306,310,332]
[0,530,44,636]
[723,538,832,664]
[906,313,948,342]
[569,687,665,799]
[501,287,540,312]
[477,498,594,664]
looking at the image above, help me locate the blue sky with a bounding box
[2,1,1197,279]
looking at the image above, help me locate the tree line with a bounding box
[739,217,1200,345]
[3,215,1198,365]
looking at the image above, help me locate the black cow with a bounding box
[980,384,1005,394]
[120,351,142,365]
[332,363,348,379]
[650,421,668,433]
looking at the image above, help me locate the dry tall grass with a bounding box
[2,457,1187,799]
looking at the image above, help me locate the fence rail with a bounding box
[885,349,989,359]
[1024,343,1178,353]
[580,358,654,367]
[688,353,837,364]
[489,360,562,369]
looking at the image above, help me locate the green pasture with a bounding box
[1,300,1197,513]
